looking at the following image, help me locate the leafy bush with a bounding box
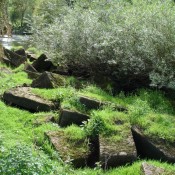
[0,144,58,175]
[31,0,175,89]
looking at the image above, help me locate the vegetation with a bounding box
[0,0,175,174]
[0,61,174,174]
[30,0,175,89]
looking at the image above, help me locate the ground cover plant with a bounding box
[0,58,175,174]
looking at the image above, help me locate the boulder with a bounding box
[132,126,175,163]
[32,54,56,72]
[99,128,137,168]
[24,63,41,79]
[58,109,90,127]
[3,87,58,112]
[31,71,65,88]
[140,162,166,175]
[45,131,90,168]
[3,48,26,67]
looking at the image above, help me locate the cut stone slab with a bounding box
[45,130,90,168]
[24,63,38,72]
[32,54,56,72]
[24,63,41,79]
[132,126,175,163]
[14,48,26,57]
[140,162,167,175]
[31,71,65,88]
[3,48,26,67]
[3,87,58,112]
[79,95,127,112]
[34,115,56,126]
[79,96,105,110]
[58,109,90,127]
[99,128,137,168]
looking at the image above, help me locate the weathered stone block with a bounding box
[31,71,65,88]
[99,128,137,168]
[32,54,56,72]
[3,87,58,112]
[79,96,105,110]
[58,109,90,127]
[132,126,175,164]
[45,131,90,168]
[3,48,26,67]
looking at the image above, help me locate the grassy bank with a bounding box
[0,62,175,174]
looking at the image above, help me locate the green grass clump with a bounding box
[0,63,32,95]
[64,125,86,142]
[83,108,130,142]
[126,90,175,143]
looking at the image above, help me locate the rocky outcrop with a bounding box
[3,87,58,112]
[31,71,65,88]
[32,54,56,72]
[58,109,90,127]
[132,126,175,163]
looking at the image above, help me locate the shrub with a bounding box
[0,144,58,175]
[31,0,175,89]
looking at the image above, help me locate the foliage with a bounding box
[0,144,58,175]
[31,0,175,89]
[8,0,37,32]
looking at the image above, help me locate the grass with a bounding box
[0,61,175,174]
[31,83,175,143]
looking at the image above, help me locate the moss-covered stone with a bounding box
[45,130,90,168]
